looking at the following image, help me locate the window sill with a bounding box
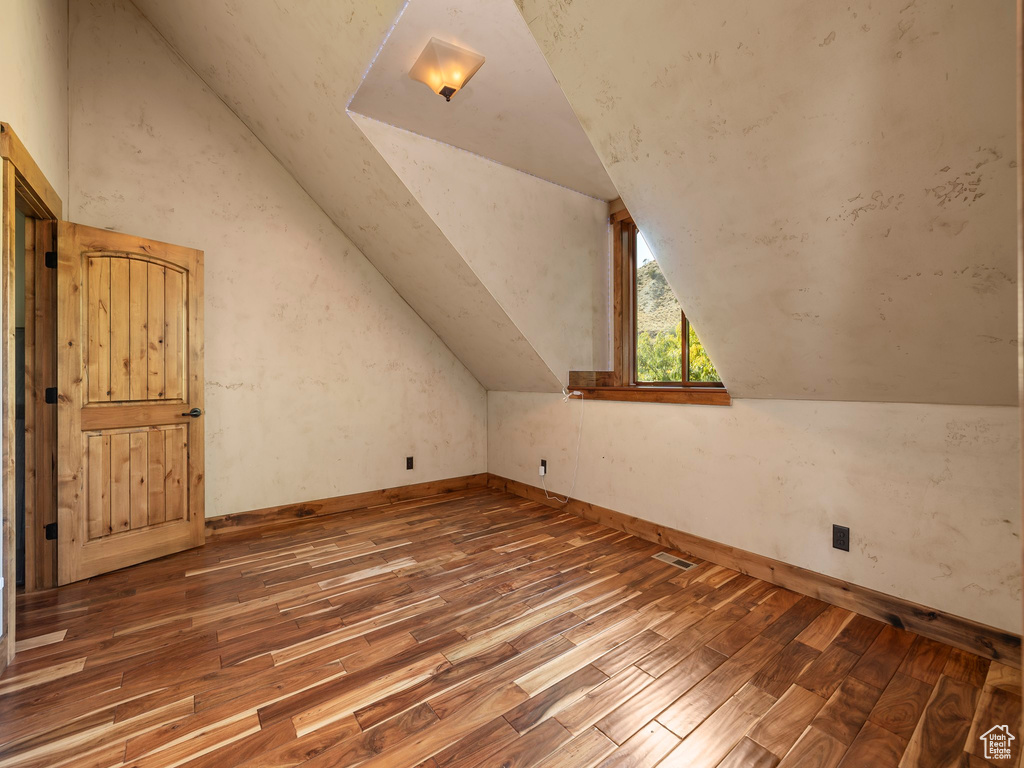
[572,386,731,406]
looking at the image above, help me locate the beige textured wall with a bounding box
[0,0,69,203]
[518,0,1018,405]
[489,392,1021,633]
[68,0,487,517]
[131,0,564,394]
[353,115,611,380]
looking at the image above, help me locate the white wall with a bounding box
[489,392,1021,633]
[353,115,611,379]
[0,0,68,203]
[68,0,487,517]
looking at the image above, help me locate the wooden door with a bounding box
[57,223,204,584]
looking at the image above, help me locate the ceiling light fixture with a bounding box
[409,37,485,102]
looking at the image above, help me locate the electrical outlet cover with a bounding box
[832,524,850,552]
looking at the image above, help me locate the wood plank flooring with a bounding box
[1,487,1019,767]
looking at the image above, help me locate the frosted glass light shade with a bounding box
[409,37,485,101]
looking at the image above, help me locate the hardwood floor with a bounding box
[0,487,1019,767]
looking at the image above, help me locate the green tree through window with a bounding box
[687,322,720,382]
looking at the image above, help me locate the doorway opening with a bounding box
[13,210,57,593]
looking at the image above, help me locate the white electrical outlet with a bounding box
[539,459,547,477]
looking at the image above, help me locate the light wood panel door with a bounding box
[57,223,204,584]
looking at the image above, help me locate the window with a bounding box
[568,203,729,405]
[631,227,720,385]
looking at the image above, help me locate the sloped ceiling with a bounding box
[352,114,609,379]
[131,0,1017,405]
[518,0,1018,404]
[348,0,616,200]
[130,0,563,393]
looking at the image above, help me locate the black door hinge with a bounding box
[44,387,57,404]
[44,522,57,540]
[44,251,57,269]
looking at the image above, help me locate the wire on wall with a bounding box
[542,388,584,505]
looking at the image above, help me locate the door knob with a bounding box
[181,408,202,418]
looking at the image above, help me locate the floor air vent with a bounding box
[653,552,696,570]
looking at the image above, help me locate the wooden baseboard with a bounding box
[206,473,489,537]
[487,473,1021,667]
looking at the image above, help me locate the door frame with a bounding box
[0,123,62,673]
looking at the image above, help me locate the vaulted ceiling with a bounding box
[516,0,1017,404]
[348,0,616,200]
[131,0,565,393]
[132,0,1017,404]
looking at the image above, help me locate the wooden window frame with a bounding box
[569,201,730,406]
